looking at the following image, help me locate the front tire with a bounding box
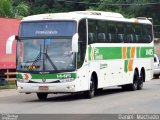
[37,93,48,100]
[84,76,95,99]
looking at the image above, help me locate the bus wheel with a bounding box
[137,71,144,90]
[84,76,95,99]
[154,75,159,79]
[129,71,139,91]
[37,93,48,100]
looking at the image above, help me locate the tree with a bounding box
[14,2,29,18]
[0,0,13,17]
[0,0,29,18]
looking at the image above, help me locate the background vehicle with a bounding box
[153,54,160,78]
[6,11,154,100]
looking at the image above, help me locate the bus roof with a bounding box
[22,11,152,25]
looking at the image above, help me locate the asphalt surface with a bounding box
[0,79,160,114]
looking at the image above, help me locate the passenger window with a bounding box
[97,21,107,43]
[126,24,134,43]
[108,22,118,43]
[143,25,153,43]
[88,20,97,44]
[98,33,106,42]
[117,23,125,43]
[134,24,142,43]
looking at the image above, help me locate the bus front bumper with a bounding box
[17,81,77,93]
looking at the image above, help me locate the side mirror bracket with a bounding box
[6,35,17,54]
[72,33,79,53]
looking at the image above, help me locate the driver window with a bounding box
[77,19,87,69]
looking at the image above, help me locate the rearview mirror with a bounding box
[6,35,16,54]
[72,33,79,53]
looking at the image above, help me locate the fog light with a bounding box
[17,78,29,83]
[67,85,75,89]
[18,86,23,89]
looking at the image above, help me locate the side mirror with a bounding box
[72,33,79,53]
[6,35,16,54]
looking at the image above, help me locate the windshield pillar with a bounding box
[77,19,87,69]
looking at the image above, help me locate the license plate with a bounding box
[39,86,49,90]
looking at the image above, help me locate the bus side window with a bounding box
[97,21,106,43]
[88,32,95,43]
[134,24,141,43]
[106,33,111,43]
[117,22,125,43]
[144,25,153,43]
[126,24,134,43]
[108,22,118,43]
[88,20,97,44]
[98,33,106,43]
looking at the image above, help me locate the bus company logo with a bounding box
[21,73,32,80]
[146,49,153,56]
[42,78,46,83]
[94,48,99,54]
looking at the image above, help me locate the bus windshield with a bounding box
[17,21,76,72]
[17,39,76,72]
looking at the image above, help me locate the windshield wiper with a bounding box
[43,45,58,71]
[32,45,42,66]
[30,44,57,71]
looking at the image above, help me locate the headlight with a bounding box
[59,78,74,83]
[17,78,29,83]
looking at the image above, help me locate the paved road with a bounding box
[0,79,160,114]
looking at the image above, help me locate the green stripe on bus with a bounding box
[124,60,129,73]
[137,47,154,58]
[127,47,131,59]
[17,73,77,79]
[101,47,122,60]
[16,74,22,79]
[89,47,154,60]
[136,47,141,58]
[89,47,122,60]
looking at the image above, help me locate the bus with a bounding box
[6,11,154,100]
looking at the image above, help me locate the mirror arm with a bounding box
[6,35,16,54]
[72,33,79,53]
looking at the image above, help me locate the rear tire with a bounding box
[84,76,95,99]
[37,93,48,100]
[137,71,144,90]
[154,75,159,79]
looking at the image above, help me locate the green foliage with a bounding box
[92,0,160,24]
[0,0,13,17]
[0,0,160,37]
[1,0,160,23]
[0,0,29,18]
[14,2,29,18]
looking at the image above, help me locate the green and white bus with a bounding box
[6,11,154,100]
